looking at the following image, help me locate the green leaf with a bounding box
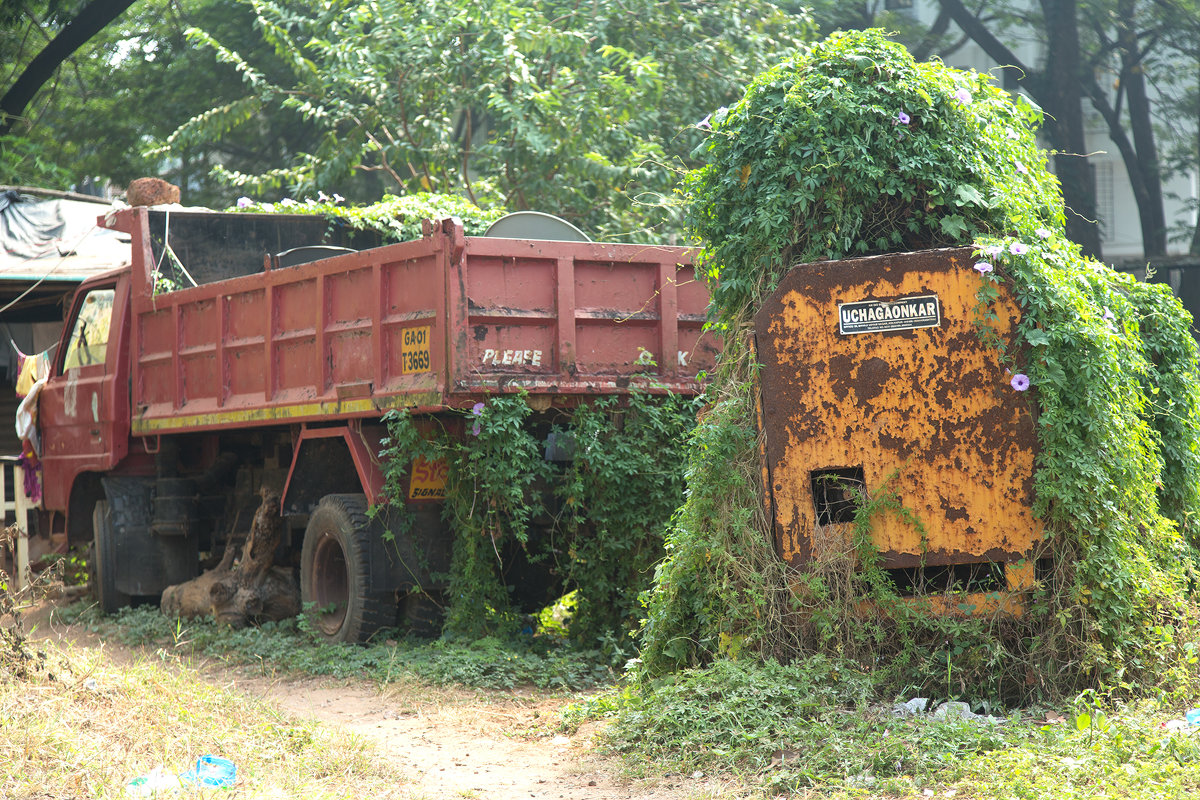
[1025,328,1051,347]
[953,183,986,207]
[939,215,968,238]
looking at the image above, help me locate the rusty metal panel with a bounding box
[754,248,1041,589]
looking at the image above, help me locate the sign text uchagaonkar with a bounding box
[838,294,941,335]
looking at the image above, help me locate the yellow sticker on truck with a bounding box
[408,456,448,500]
[401,326,432,373]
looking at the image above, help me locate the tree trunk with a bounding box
[1041,0,1104,258]
[160,490,301,627]
[1119,0,1168,256]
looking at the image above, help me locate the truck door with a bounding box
[39,277,131,511]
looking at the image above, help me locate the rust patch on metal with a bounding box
[754,247,1042,579]
[874,546,1024,569]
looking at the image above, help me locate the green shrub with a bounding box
[229,191,504,241]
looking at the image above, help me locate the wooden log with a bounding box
[161,489,300,627]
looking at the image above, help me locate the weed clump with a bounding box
[638,28,1200,701]
[67,604,611,691]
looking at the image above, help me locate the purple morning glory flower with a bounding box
[1010,373,1031,392]
[955,87,972,103]
[236,196,253,208]
[1036,227,1052,239]
[897,111,911,125]
[1103,308,1115,321]
[471,402,485,416]
[1015,162,1028,174]
[974,261,993,274]
[471,421,481,436]
[696,114,712,130]
[1009,242,1029,255]
[985,244,1003,256]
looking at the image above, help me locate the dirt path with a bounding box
[28,602,741,800]
[232,673,731,800]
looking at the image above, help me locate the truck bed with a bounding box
[103,210,715,435]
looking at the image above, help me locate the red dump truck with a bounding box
[32,207,714,641]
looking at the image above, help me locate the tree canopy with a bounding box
[1,1,1195,254]
[152,0,815,238]
[0,0,138,138]
[1,0,335,199]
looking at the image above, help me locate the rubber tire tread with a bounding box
[300,494,393,643]
[92,500,130,614]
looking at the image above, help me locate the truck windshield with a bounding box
[61,288,115,371]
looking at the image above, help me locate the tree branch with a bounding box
[936,0,1044,101]
[0,0,138,135]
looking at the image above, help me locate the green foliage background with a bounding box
[154,0,814,239]
[638,29,1200,700]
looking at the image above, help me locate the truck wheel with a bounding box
[91,500,130,614]
[300,494,394,643]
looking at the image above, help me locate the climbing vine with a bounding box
[379,391,698,649]
[640,29,1200,699]
[553,393,700,650]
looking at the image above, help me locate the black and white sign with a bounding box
[838,294,941,335]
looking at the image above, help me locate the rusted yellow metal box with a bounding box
[754,248,1041,604]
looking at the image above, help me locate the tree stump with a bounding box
[161,490,300,627]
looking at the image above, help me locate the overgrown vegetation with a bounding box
[228,191,504,242]
[61,603,606,691]
[378,391,699,657]
[570,657,1200,798]
[638,28,1200,702]
[0,534,59,683]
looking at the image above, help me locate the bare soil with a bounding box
[26,599,744,800]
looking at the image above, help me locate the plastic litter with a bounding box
[126,766,182,797]
[1185,708,1200,726]
[933,701,975,720]
[892,697,929,717]
[180,755,237,788]
[889,697,1004,724]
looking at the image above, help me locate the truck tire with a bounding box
[300,494,394,643]
[91,500,130,614]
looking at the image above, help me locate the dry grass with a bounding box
[0,638,411,799]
